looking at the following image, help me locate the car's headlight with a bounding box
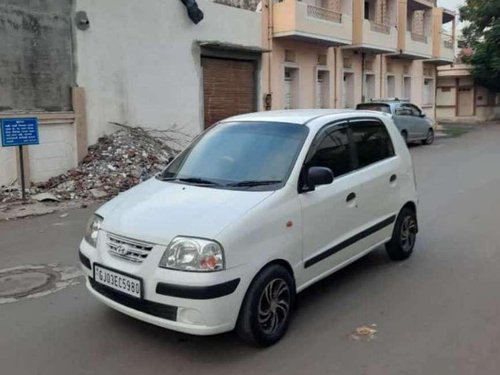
[84,214,103,248]
[159,237,224,272]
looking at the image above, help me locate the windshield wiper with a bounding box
[178,177,220,186]
[227,180,282,187]
[158,175,219,186]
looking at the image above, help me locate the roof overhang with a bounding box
[342,44,398,54]
[442,9,455,24]
[387,50,433,60]
[198,41,270,54]
[273,31,352,47]
[425,58,455,66]
[408,0,433,12]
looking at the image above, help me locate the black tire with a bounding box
[401,130,408,144]
[423,128,434,145]
[236,264,295,347]
[386,207,418,261]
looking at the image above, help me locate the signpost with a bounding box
[0,117,40,201]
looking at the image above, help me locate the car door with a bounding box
[399,103,422,140]
[407,104,429,139]
[298,122,366,286]
[401,103,427,140]
[392,104,411,137]
[342,118,401,260]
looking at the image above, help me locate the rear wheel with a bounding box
[386,207,417,260]
[423,128,434,145]
[236,264,295,347]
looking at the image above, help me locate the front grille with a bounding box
[106,233,154,263]
[89,278,178,321]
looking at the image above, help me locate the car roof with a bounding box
[221,109,379,126]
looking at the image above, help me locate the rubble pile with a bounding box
[0,124,188,203]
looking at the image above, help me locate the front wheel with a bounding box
[236,264,295,347]
[386,208,418,260]
[423,128,434,145]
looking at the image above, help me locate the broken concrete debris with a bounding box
[0,124,188,204]
[350,324,378,341]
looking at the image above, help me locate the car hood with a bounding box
[97,178,274,245]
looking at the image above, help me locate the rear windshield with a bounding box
[356,103,391,114]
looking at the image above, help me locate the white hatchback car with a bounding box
[80,110,419,346]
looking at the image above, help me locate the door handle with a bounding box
[390,174,397,183]
[346,192,356,202]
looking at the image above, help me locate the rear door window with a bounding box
[350,121,395,168]
[401,103,421,116]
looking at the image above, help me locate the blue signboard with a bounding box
[1,118,40,147]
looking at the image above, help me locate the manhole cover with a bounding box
[0,264,83,304]
[0,271,54,298]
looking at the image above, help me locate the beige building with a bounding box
[436,64,500,122]
[261,0,456,118]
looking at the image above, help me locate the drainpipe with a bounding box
[267,0,273,110]
[333,48,338,108]
[379,54,384,98]
[361,52,366,102]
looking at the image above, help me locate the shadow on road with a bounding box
[97,246,397,357]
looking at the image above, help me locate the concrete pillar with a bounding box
[398,0,407,51]
[72,87,88,162]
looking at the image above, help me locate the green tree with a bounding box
[459,0,500,92]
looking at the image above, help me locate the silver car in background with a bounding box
[356,99,435,145]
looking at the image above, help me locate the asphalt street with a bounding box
[1,125,500,375]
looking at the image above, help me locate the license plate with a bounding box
[93,264,142,298]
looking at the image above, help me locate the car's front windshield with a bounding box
[159,121,309,190]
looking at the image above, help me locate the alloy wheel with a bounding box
[258,278,291,335]
[400,216,416,252]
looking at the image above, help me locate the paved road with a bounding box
[2,125,500,375]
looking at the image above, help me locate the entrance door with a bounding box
[284,67,298,109]
[403,77,412,99]
[202,57,256,128]
[386,75,396,98]
[343,72,355,108]
[458,87,474,116]
[364,74,375,102]
[316,70,329,109]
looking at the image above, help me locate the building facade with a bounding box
[0,0,457,188]
[436,64,500,122]
[0,0,264,187]
[262,0,456,118]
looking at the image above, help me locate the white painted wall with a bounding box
[75,0,262,144]
[29,124,77,182]
[0,147,17,187]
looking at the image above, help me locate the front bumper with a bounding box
[79,239,249,336]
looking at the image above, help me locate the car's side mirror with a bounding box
[306,167,334,191]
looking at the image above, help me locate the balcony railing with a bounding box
[370,21,390,34]
[411,32,428,43]
[442,33,454,49]
[306,4,342,23]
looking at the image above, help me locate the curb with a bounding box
[0,199,100,222]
